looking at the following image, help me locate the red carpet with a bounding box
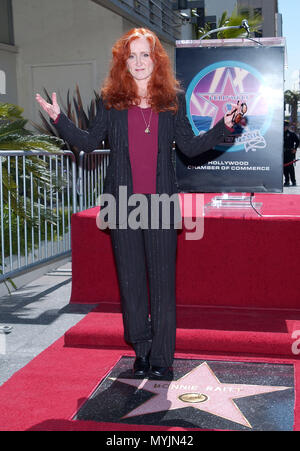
[64,303,300,358]
[0,300,299,430]
[1,193,299,430]
[0,336,299,431]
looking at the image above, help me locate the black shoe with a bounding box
[133,356,150,378]
[292,182,297,186]
[284,183,290,187]
[149,366,173,380]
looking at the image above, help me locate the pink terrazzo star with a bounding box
[111,362,291,428]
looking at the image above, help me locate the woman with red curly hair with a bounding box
[36,28,242,380]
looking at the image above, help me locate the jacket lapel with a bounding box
[119,108,129,148]
[158,110,171,149]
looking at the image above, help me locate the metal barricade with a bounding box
[0,149,77,282]
[0,148,111,284]
[78,149,110,212]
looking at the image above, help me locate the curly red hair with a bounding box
[101,28,181,113]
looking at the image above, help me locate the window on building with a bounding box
[133,0,141,15]
[253,7,263,37]
[239,8,250,19]
[149,0,155,24]
[0,0,14,45]
[196,7,205,28]
[205,15,216,32]
[254,7,262,18]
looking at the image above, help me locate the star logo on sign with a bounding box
[191,67,257,130]
[110,362,291,428]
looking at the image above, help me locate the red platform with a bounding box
[70,193,300,310]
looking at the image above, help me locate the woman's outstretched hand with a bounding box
[224,101,247,129]
[35,92,60,121]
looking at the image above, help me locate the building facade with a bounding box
[0,0,181,123]
[291,70,300,93]
[237,0,281,37]
[173,0,281,40]
[204,0,237,28]
[0,0,282,123]
[0,0,18,104]
[204,0,281,38]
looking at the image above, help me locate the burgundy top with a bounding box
[128,105,159,194]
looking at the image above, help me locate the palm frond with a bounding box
[0,120,29,140]
[0,103,24,120]
[0,134,64,152]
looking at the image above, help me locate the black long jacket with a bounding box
[52,92,231,227]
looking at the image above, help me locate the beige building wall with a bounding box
[205,0,237,23]
[11,0,175,125]
[0,43,18,104]
[237,0,278,37]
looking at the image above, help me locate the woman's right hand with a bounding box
[35,92,60,121]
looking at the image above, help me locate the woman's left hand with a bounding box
[224,101,247,128]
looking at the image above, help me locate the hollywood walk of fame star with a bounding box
[110,362,292,428]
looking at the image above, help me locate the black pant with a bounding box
[284,150,296,184]
[110,225,178,367]
[284,163,296,185]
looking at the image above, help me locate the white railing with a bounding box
[0,148,110,284]
[78,149,110,212]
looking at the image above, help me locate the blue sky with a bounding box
[278,0,300,90]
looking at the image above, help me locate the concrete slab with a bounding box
[0,259,94,386]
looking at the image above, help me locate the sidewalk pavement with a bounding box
[0,259,94,387]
